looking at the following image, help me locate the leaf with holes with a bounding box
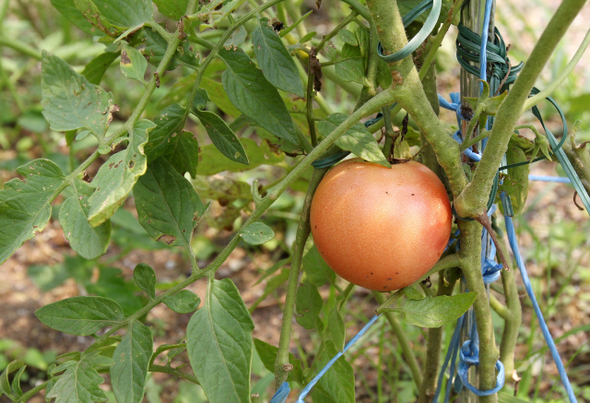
[87,119,154,226]
[318,113,390,167]
[163,290,201,314]
[35,296,124,336]
[120,45,147,83]
[187,279,254,403]
[252,21,304,97]
[240,222,274,245]
[59,180,111,260]
[384,292,477,328]
[134,158,206,247]
[193,109,248,165]
[111,321,153,403]
[0,159,65,265]
[133,263,156,299]
[219,48,298,144]
[41,52,115,137]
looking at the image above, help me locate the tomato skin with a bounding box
[309,159,452,291]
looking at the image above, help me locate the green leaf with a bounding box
[201,76,241,118]
[41,52,115,137]
[335,44,365,85]
[111,321,153,403]
[253,339,303,385]
[74,0,152,33]
[310,341,355,403]
[317,113,390,167]
[144,104,199,177]
[193,109,249,165]
[50,0,101,36]
[499,140,530,216]
[0,159,65,265]
[302,245,335,286]
[27,264,70,291]
[59,180,111,260]
[120,45,147,83]
[35,296,124,336]
[87,119,154,226]
[142,28,199,70]
[219,48,298,144]
[197,138,284,175]
[0,360,25,400]
[163,290,201,313]
[134,158,206,246]
[153,0,189,20]
[295,283,323,330]
[239,222,274,245]
[81,51,120,85]
[402,286,425,300]
[47,356,108,403]
[338,29,358,46]
[187,278,254,403]
[326,309,345,350]
[133,263,156,299]
[389,292,477,328]
[252,22,304,97]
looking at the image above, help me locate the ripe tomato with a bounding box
[310,159,452,291]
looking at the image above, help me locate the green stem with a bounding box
[14,380,50,403]
[458,220,499,402]
[455,0,588,217]
[0,35,41,59]
[274,168,327,387]
[149,364,200,384]
[306,52,318,147]
[340,0,371,21]
[374,292,423,389]
[418,268,460,403]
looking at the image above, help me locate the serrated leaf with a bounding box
[111,321,153,403]
[388,292,477,328]
[134,157,206,246]
[81,51,120,85]
[302,245,335,286]
[187,278,254,403]
[253,339,303,385]
[41,52,115,137]
[50,0,101,36]
[338,29,358,46]
[163,290,201,313]
[59,180,111,260]
[194,109,248,165]
[295,283,323,330]
[197,138,283,175]
[47,356,108,403]
[35,296,124,336]
[74,0,152,35]
[219,48,298,144]
[252,22,304,97]
[120,45,147,83]
[240,222,274,245]
[87,119,154,226]
[0,159,65,265]
[133,263,156,299]
[317,113,390,167]
[153,0,189,20]
[310,341,355,403]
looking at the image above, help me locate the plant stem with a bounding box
[15,380,50,403]
[455,0,588,217]
[274,167,327,387]
[418,268,460,403]
[149,364,200,384]
[458,219,499,402]
[374,292,423,389]
[0,35,41,59]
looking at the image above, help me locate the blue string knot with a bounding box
[457,341,505,396]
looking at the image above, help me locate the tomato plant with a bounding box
[310,159,452,291]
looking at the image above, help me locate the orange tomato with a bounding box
[310,159,452,291]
